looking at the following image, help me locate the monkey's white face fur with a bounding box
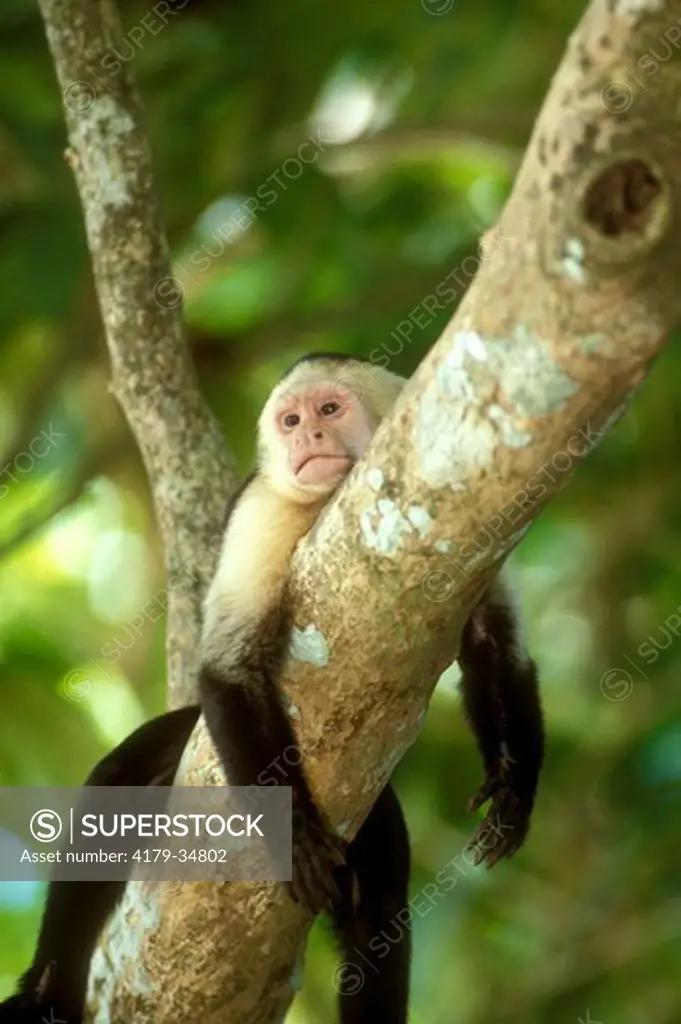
[204,358,406,636]
[258,359,405,504]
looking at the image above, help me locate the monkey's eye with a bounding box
[283,413,300,429]
[320,401,340,416]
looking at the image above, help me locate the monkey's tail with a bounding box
[0,706,201,1024]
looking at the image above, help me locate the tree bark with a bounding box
[36,0,681,1020]
[37,0,235,708]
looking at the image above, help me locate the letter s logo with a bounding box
[30,810,63,843]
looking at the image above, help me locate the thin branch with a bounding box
[37,0,236,708]
[321,127,521,176]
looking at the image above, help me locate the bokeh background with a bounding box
[1,1,680,1021]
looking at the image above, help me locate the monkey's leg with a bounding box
[458,576,544,867]
[331,784,411,1024]
[0,705,199,1024]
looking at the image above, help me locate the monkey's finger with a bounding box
[466,796,531,868]
[288,871,327,916]
[467,773,501,812]
[326,835,348,870]
[465,831,508,868]
[290,848,344,915]
[468,788,491,813]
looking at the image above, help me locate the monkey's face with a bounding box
[261,375,375,501]
[280,380,374,488]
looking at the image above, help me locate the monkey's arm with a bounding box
[199,618,345,915]
[200,473,347,915]
[458,575,544,867]
[0,707,199,1024]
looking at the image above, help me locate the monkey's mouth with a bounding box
[295,454,352,484]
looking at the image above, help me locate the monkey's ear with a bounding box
[359,365,406,422]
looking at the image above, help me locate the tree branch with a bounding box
[37,0,236,707]
[37,0,681,1020]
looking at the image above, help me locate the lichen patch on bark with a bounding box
[289,624,330,667]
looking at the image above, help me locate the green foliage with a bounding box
[1,0,680,1020]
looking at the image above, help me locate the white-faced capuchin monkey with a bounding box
[0,353,544,1024]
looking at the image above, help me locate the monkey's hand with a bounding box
[465,767,534,868]
[288,806,347,916]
